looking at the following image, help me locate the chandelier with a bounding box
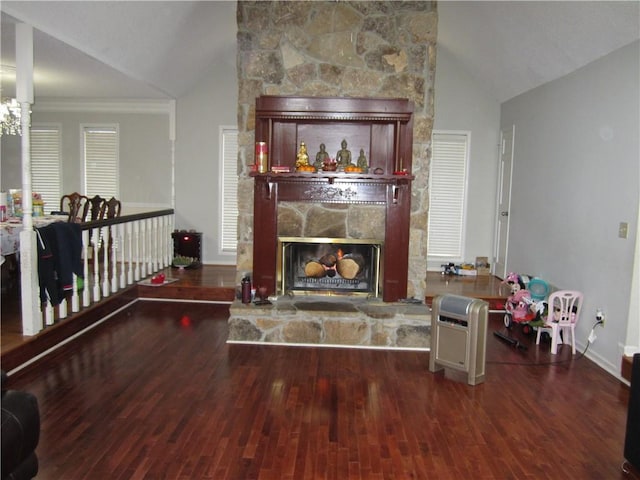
[1,98,22,136]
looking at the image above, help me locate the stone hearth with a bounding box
[227,297,431,350]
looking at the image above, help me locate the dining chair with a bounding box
[86,195,107,221]
[535,290,583,354]
[95,197,121,265]
[100,197,122,219]
[59,193,89,223]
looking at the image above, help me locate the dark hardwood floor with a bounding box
[2,269,635,479]
[0,264,237,354]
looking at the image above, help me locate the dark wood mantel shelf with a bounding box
[252,172,413,206]
[250,172,413,184]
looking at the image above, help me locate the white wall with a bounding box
[1,106,173,212]
[432,46,501,270]
[501,41,640,376]
[174,46,238,265]
[1,134,21,190]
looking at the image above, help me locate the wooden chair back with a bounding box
[60,193,89,223]
[100,197,122,219]
[87,195,107,221]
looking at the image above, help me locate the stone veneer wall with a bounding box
[228,298,430,349]
[278,202,386,240]
[236,1,437,300]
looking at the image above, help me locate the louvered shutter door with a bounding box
[221,128,238,252]
[31,126,61,212]
[428,132,469,259]
[83,126,118,198]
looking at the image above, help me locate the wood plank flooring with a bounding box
[4,298,634,479]
[0,264,237,354]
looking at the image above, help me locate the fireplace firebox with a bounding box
[278,237,382,297]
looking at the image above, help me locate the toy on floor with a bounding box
[502,272,539,333]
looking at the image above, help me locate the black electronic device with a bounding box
[172,230,202,266]
[623,353,640,474]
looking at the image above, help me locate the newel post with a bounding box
[16,23,43,335]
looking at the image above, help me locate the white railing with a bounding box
[21,209,174,335]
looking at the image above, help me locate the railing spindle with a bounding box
[119,223,127,289]
[134,220,141,281]
[82,230,90,308]
[14,209,174,336]
[101,226,110,297]
[127,222,134,285]
[92,227,101,302]
[110,225,118,292]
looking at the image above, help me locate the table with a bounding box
[1,216,69,258]
[1,222,22,292]
[424,271,508,311]
[0,216,68,294]
[1,222,22,258]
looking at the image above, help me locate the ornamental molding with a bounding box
[302,185,359,201]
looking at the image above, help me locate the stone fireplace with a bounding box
[235,1,437,303]
[231,2,436,349]
[227,95,430,349]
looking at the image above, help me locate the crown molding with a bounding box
[32,98,173,114]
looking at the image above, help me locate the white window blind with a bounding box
[31,126,61,212]
[428,132,469,259]
[83,125,118,198]
[220,127,238,253]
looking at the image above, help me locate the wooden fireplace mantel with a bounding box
[252,95,414,302]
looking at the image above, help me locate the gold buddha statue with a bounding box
[296,142,310,168]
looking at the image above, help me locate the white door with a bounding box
[493,125,514,279]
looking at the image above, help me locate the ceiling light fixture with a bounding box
[0,98,22,136]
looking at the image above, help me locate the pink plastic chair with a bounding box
[535,290,583,355]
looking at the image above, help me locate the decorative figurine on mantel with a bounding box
[336,139,353,168]
[357,148,368,173]
[314,143,330,170]
[296,142,310,169]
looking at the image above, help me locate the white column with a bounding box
[16,23,42,335]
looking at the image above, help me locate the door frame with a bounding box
[493,125,515,279]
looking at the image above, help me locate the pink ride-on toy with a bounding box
[502,273,538,334]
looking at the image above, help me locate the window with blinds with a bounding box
[82,125,119,198]
[428,131,470,260]
[31,125,62,212]
[219,127,238,254]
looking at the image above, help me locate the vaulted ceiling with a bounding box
[1,1,237,99]
[1,1,638,103]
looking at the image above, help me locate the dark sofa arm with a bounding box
[1,372,40,480]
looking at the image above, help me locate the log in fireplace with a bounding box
[251,96,414,302]
[278,237,382,297]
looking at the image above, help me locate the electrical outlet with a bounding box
[619,222,629,239]
[596,309,605,327]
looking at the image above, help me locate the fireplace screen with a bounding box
[278,237,382,297]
